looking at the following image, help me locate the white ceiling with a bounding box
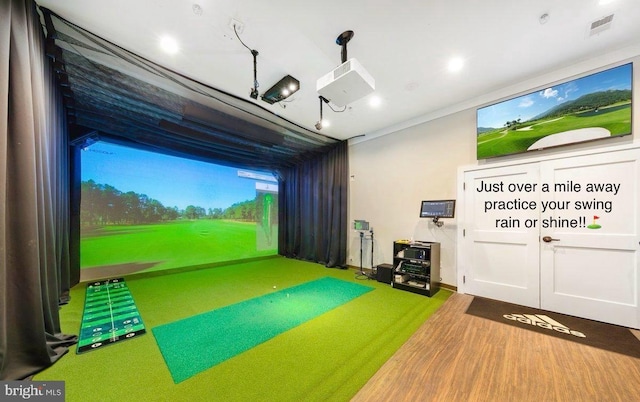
[36,0,640,141]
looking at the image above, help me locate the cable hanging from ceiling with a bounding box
[233,24,260,100]
[233,23,299,105]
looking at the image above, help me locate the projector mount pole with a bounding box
[251,49,259,98]
[316,96,329,130]
[234,24,260,99]
[336,30,354,64]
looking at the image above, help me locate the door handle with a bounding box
[542,236,560,243]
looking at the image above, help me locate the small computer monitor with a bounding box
[419,200,455,219]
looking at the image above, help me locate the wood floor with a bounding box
[352,293,640,402]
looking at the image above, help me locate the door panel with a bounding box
[550,247,635,305]
[472,240,532,288]
[539,149,640,328]
[463,165,540,307]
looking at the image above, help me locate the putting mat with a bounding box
[77,278,146,353]
[152,276,374,383]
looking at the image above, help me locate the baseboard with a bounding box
[440,282,457,292]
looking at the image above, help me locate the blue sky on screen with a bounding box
[477,63,632,129]
[81,141,276,210]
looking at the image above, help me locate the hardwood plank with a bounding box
[352,293,640,401]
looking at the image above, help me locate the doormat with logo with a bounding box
[465,296,640,358]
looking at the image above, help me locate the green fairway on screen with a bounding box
[80,141,278,276]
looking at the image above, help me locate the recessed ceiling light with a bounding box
[369,95,382,108]
[447,57,464,73]
[159,35,179,55]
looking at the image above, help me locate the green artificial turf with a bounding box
[34,257,451,401]
[153,277,374,383]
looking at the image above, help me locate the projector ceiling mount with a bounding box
[233,24,260,99]
[336,30,354,63]
[316,29,375,108]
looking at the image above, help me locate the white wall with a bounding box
[348,47,640,288]
[348,110,475,285]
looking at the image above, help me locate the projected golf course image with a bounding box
[477,63,632,159]
[80,142,278,278]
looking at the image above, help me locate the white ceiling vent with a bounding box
[588,14,614,36]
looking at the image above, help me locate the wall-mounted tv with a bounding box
[419,200,456,219]
[476,63,632,159]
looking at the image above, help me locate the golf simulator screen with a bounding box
[80,141,278,277]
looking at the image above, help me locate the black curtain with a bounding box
[278,141,348,267]
[0,0,77,380]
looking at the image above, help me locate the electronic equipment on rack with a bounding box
[398,260,430,276]
[392,240,440,297]
[403,247,429,260]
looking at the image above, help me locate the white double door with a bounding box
[460,147,640,328]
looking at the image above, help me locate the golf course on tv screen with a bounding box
[477,63,632,159]
[80,141,278,278]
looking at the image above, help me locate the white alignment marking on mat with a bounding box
[106,282,117,341]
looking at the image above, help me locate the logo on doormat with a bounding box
[503,313,586,338]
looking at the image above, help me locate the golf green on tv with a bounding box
[477,63,632,159]
[80,141,278,277]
